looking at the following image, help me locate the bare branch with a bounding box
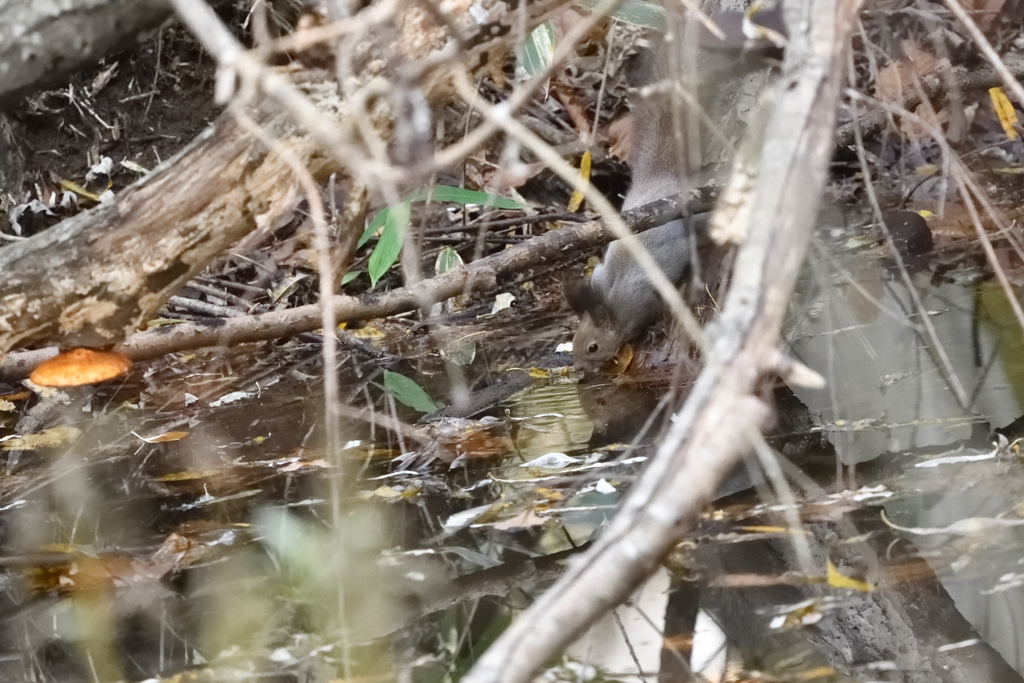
[460,2,862,682]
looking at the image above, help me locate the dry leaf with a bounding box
[140,431,189,443]
[567,150,592,213]
[873,40,939,105]
[1,425,82,450]
[493,508,549,530]
[957,0,1007,32]
[900,103,949,140]
[607,115,633,161]
[989,87,1019,140]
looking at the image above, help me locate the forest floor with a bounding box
[3,4,1024,683]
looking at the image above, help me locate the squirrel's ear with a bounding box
[564,278,616,324]
[564,277,597,315]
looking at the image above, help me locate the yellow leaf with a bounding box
[368,486,403,499]
[58,179,101,202]
[141,431,189,443]
[352,324,386,340]
[153,469,221,482]
[739,525,811,535]
[39,543,80,554]
[826,558,873,592]
[989,87,1019,140]
[566,150,592,213]
[534,488,564,502]
[1,425,82,450]
[528,367,550,379]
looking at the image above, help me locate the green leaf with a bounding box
[363,186,524,250]
[368,201,411,287]
[435,247,464,275]
[576,0,665,28]
[361,186,524,285]
[516,21,555,76]
[359,209,388,248]
[407,185,526,210]
[383,370,439,413]
[340,270,361,286]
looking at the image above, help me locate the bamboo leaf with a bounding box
[407,186,526,209]
[368,201,410,287]
[435,247,464,275]
[363,186,524,285]
[383,370,439,413]
[516,22,554,76]
[576,0,664,28]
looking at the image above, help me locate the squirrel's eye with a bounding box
[588,342,599,354]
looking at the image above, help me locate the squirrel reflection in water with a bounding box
[567,7,785,373]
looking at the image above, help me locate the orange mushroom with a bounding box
[29,349,132,387]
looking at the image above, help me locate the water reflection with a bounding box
[790,232,1024,670]
[790,245,1020,464]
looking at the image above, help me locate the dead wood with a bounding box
[0,189,716,379]
[835,54,1024,146]
[0,106,332,355]
[459,2,861,682]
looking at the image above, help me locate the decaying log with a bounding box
[0,0,563,359]
[0,108,331,353]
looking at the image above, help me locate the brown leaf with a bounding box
[493,508,549,530]
[873,40,939,105]
[607,114,633,161]
[957,0,1007,31]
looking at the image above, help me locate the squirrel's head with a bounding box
[566,278,630,370]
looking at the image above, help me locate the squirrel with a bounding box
[568,7,785,370]
[567,41,696,370]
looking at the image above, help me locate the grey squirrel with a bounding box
[568,7,785,369]
[567,42,696,370]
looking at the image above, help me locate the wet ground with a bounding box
[6,180,1024,682]
[5,6,1024,682]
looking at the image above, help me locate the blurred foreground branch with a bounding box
[460,2,862,682]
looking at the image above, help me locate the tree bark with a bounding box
[0,107,332,352]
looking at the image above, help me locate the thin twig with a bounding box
[451,69,710,354]
[459,2,860,682]
[941,0,1024,109]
